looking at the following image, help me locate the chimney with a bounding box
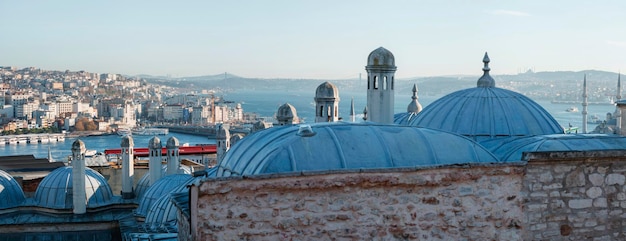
[71,139,86,214]
[166,137,180,175]
[148,136,162,185]
[121,135,135,199]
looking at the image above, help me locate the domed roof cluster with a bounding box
[315,82,340,100]
[216,122,499,177]
[0,169,26,209]
[404,52,563,142]
[34,166,114,209]
[135,165,192,200]
[367,47,396,67]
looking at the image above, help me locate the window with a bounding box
[383,76,387,90]
[367,76,370,89]
[392,76,394,90]
[319,105,324,116]
[373,76,378,89]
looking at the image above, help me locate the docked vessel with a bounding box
[117,128,132,136]
[566,106,579,112]
[132,127,169,136]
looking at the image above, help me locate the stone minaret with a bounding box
[366,47,396,124]
[615,73,622,133]
[363,106,368,121]
[148,136,162,185]
[71,139,86,214]
[216,124,231,163]
[350,97,355,122]
[121,135,135,199]
[314,82,340,123]
[276,103,299,125]
[617,73,622,102]
[582,75,588,133]
[407,84,423,114]
[166,136,180,175]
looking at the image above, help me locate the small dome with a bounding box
[315,82,340,100]
[136,174,193,217]
[276,103,299,123]
[367,47,395,67]
[0,169,25,209]
[483,134,626,162]
[135,165,191,200]
[72,139,86,153]
[144,184,191,227]
[252,121,273,132]
[217,122,499,177]
[121,135,134,148]
[166,137,179,148]
[34,166,113,209]
[148,136,162,149]
[216,125,231,140]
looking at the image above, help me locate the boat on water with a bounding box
[117,128,132,136]
[588,114,603,124]
[566,106,579,112]
[132,127,169,136]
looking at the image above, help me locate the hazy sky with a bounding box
[2,1,626,79]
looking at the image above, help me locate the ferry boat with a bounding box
[132,127,169,136]
[117,128,132,136]
[566,106,579,112]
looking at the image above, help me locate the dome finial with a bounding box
[477,52,495,88]
[407,84,423,113]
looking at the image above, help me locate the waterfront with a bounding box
[0,133,215,162]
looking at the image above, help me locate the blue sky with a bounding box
[1,1,626,79]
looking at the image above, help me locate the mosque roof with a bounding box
[34,166,113,209]
[405,53,563,141]
[0,169,26,209]
[144,182,192,228]
[481,134,626,162]
[216,122,500,177]
[134,165,192,201]
[136,174,193,217]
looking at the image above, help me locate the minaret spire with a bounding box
[477,52,495,88]
[362,106,368,121]
[407,84,423,113]
[582,74,588,133]
[350,97,355,122]
[617,72,622,102]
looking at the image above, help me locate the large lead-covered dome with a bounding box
[407,53,563,142]
[0,169,25,209]
[34,166,114,209]
[216,122,500,177]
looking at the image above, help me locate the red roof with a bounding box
[104,145,216,157]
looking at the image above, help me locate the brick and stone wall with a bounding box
[523,151,626,240]
[188,165,525,240]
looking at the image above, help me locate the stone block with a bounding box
[586,187,603,199]
[542,183,563,190]
[569,199,593,209]
[459,186,473,196]
[539,172,554,183]
[606,174,625,185]
[554,165,575,173]
[565,169,586,187]
[593,198,608,208]
[589,173,605,186]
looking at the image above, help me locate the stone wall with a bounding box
[189,165,525,240]
[523,151,626,240]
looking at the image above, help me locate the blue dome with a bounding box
[144,183,190,228]
[34,166,113,209]
[136,174,193,217]
[216,122,500,177]
[482,134,626,162]
[406,87,563,142]
[134,165,192,201]
[0,169,25,209]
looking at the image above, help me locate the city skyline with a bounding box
[1,1,626,79]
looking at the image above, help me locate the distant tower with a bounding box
[363,106,368,121]
[314,82,340,123]
[617,73,622,102]
[216,124,231,163]
[148,136,162,185]
[615,73,622,133]
[276,103,300,125]
[366,47,396,123]
[71,139,86,214]
[407,84,423,113]
[121,135,135,199]
[477,52,495,88]
[166,137,180,175]
[350,97,355,122]
[582,75,588,133]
